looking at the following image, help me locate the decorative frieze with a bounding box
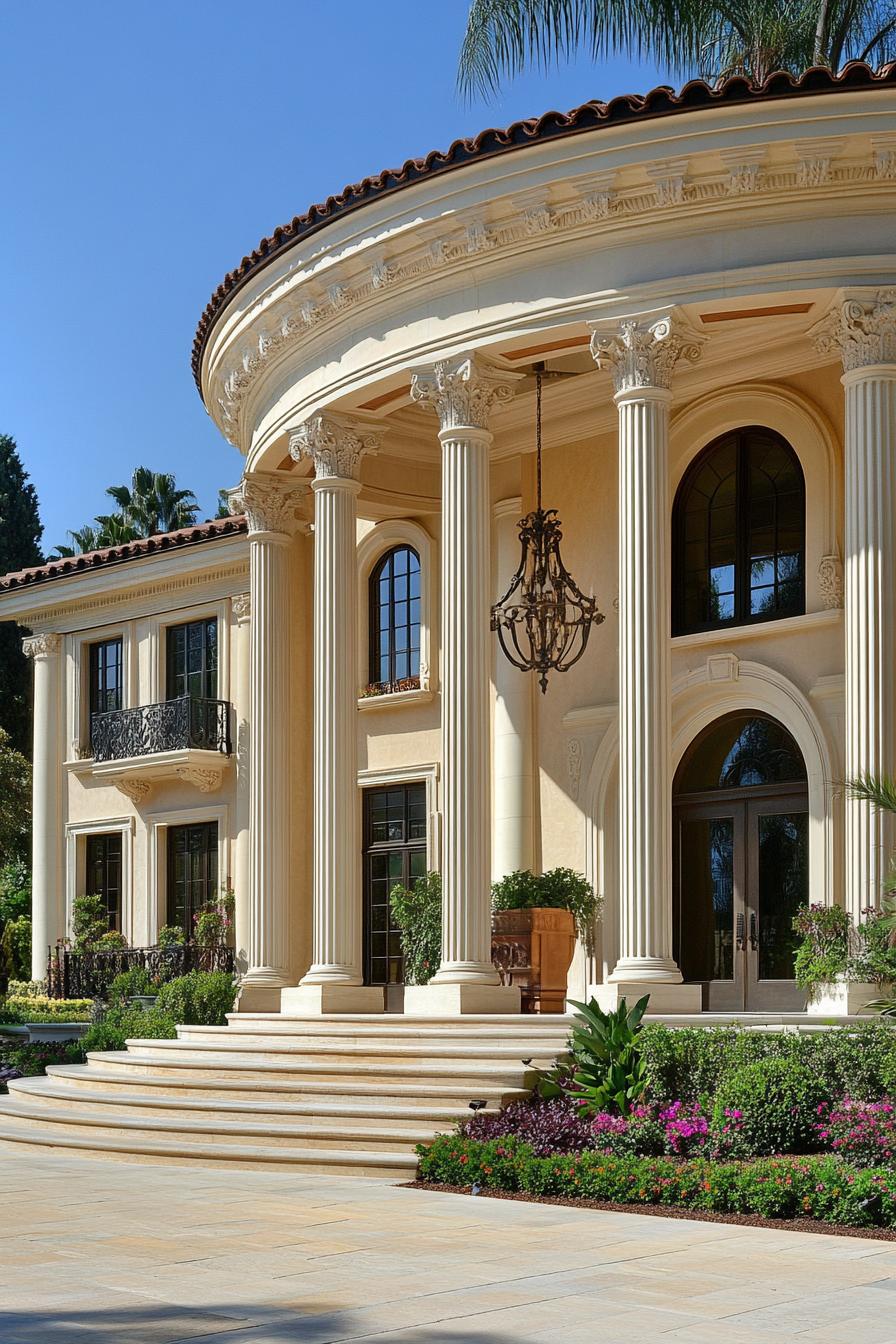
[288,413,381,481]
[818,554,844,609]
[22,632,62,660]
[410,355,521,433]
[811,288,896,371]
[589,313,706,394]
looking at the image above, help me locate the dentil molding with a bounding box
[810,287,896,370]
[410,354,522,431]
[589,312,706,392]
[288,413,382,481]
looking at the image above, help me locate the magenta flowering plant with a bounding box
[658,1100,710,1155]
[816,1097,896,1168]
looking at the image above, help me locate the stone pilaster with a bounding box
[229,479,301,1010]
[812,289,896,919]
[492,496,535,881]
[407,354,523,1014]
[283,414,384,1013]
[589,314,704,1011]
[23,632,64,982]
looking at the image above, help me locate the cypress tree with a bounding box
[0,435,44,756]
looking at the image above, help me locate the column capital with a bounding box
[410,353,523,433]
[288,412,381,482]
[231,592,251,623]
[22,632,62,660]
[589,312,706,395]
[810,288,896,372]
[229,474,305,535]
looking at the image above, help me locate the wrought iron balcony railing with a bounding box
[90,697,232,763]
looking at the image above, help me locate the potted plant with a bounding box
[794,903,883,1015]
[491,869,602,1014]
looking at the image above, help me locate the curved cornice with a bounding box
[193,62,895,399]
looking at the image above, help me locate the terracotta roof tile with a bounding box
[0,516,248,594]
[191,61,896,391]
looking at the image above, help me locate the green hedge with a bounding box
[640,1023,896,1106]
[0,996,93,1024]
[416,1134,896,1228]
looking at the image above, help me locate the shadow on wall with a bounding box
[0,1302,527,1342]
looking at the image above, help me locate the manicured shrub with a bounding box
[155,970,237,1026]
[157,924,185,948]
[108,967,155,1000]
[816,1098,896,1168]
[71,893,108,953]
[80,1003,178,1054]
[711,1058,826,1157]
[461,1096,595,1155]
[0,995,92,1023]
[0,1039,84,1078]
[6,979,46,998]
[416,1134,896,1229]
[94,930,128,950]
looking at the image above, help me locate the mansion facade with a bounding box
[3,64,896,1016]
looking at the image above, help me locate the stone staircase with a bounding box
[0,1014,572,1176]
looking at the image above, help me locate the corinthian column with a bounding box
[408,354,523,1014]
[230,477,303,1010]
[24,632,64,982]
[283,413,385,1013]
[812,289,896,920]
[589,314,704,1012]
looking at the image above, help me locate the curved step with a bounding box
[169,1030,563,1063]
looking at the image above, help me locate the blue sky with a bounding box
[0,2,665,554]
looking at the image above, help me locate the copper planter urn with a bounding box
[491,907,577,1013]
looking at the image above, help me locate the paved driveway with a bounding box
[2,1144,896,1342]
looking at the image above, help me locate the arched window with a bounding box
[368,546,421,689]
[673,428,805,635]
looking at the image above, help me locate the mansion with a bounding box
[3,62,896,1018]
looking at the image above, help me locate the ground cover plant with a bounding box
[416,999,896,1229]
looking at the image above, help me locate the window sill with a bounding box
[357,688,435,712]
[672,608,842,651]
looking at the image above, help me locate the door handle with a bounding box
[736,912,745,951]
[749,913,758,951]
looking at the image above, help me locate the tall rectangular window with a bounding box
[85,832,123,932]
[166,618,218,701]
[89,639,123,717]
[166,822,219,937]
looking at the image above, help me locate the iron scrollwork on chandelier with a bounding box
[491,364,604,693]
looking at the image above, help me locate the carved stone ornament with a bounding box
[22,632,62,660]
[589,313,706,393]
[288,413,381,481]
[410,354,522,432]
[818,554,845,609]
[229,475,301,535]
[811,288,896,372]
[176,767,222,793]
[231,593,251,622]
[567,738,583,800]
[116,778,152,805]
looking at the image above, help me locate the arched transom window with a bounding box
[673,427,805,636]
[368,546,421,689]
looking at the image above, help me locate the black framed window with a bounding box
[89,639,123,718]
[368,547,421,688]
[85,832,123,931]
[363,784,427,986]
[673,428,805,636]
[166,618,218,700]
[166,822,218,937]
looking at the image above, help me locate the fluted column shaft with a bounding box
[24,633,63,981]
[232,594,251,974]
[492,497,535,881]
[812,289,896,919]
[591,314,705,989]
[230,478,301,995]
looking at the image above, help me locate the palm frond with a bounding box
[846,772,896,815]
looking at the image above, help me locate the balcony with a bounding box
[88,697,233,803]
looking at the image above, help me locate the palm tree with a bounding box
[50,515,141,559]
[106,467,199,536]
[458,0,896,98]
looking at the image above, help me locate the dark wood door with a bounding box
[363,784,427,987]
[167,821,218,937]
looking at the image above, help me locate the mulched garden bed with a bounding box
[404,1180,896,1241]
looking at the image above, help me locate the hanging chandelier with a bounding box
[491,363,605,693]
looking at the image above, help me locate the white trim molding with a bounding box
[356,518,437,696]
[357,762,441,873]
[145,803,230,947]
[64,816,136,945]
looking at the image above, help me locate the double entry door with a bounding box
[673,788,808,1011]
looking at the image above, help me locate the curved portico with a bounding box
[190,65,896,1015]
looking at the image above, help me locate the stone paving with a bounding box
[3,1146,896,1342]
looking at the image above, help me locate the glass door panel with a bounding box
[674,803,745,1010]
[746,796,808,1009]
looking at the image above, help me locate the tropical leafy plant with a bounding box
[389,871,442,985]
[540,994,650,1115]
[491,868,602,947]
[792,902,851,989]
[70,893,109,954]
[458,0,896,99]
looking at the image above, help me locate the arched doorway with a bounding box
[673,712,808,1011]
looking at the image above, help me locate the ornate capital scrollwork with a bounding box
[811,288,896,372]
[229,476,302,535]
[22,632,62,660]
[589,313,706,394]
[288,413,381,481]
[410,354,522,433]
[231,593,251,623]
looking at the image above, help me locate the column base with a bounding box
[234,984,285,1013]
[403,982,522,1016]
[588,981,703,1014]
[280,984,386,1015]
